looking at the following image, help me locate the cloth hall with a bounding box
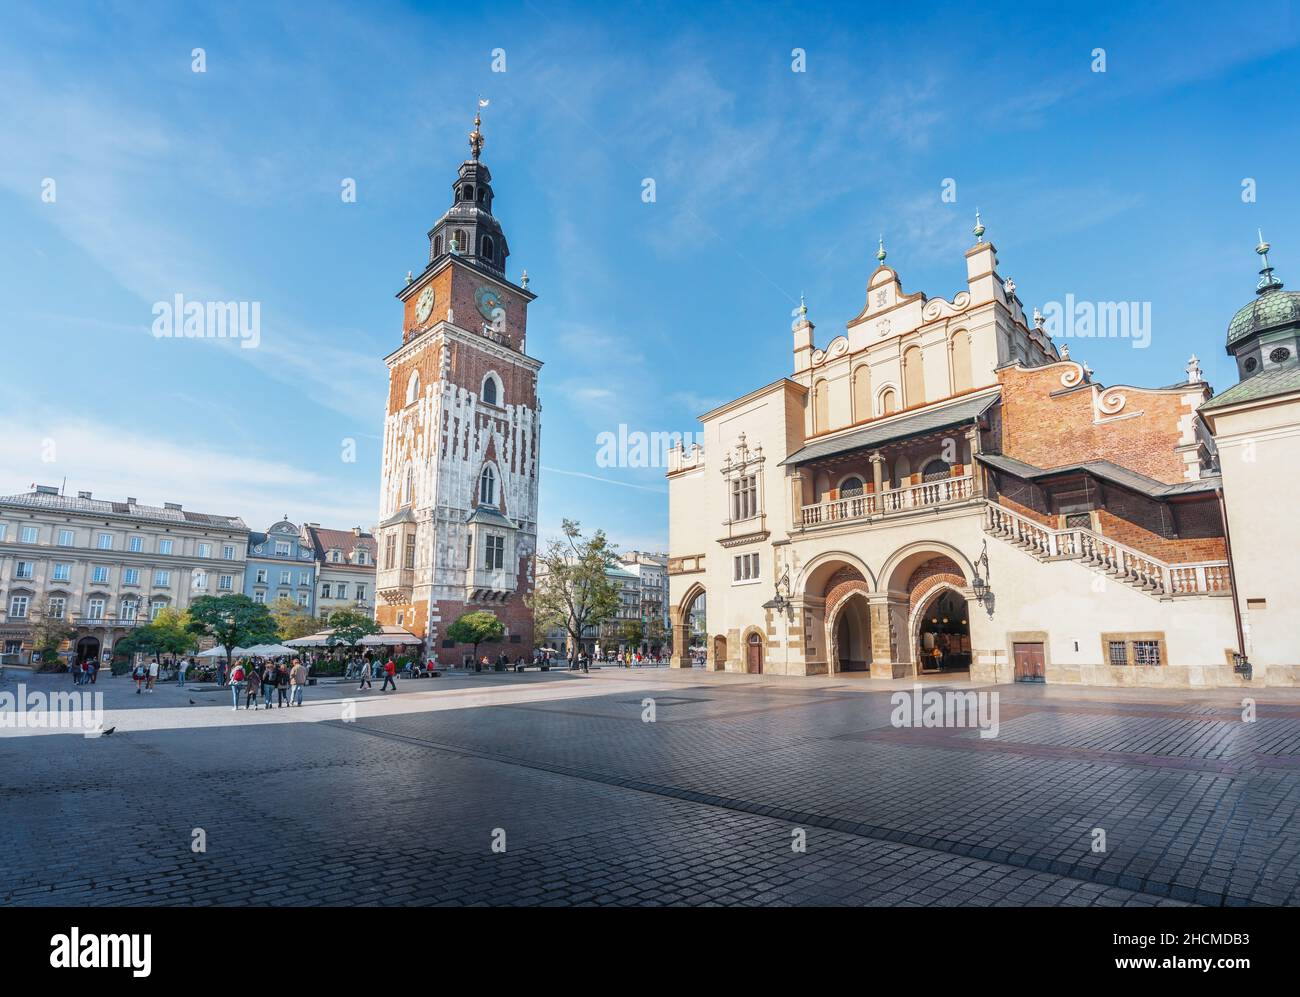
[667,223,1300,688]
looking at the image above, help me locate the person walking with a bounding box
[381,658,397,692]
[261,663,276,709]
[133,661,145,694]
[245,663,262,710]
[146,658,159,693]
[70,660,81,686]
[89,657,99,684]
[229,660,247,710]
[357,658,372,691]
[290,658,307,706]
[275,663,290,708]
[218,659,227,688]
[178,657,189,686]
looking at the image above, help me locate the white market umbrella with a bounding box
[198,646,249,658]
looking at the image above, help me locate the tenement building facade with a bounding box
[0,486,248,665]
[667,224,1300,688]
[374,110,542,663]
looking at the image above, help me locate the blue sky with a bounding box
[1,1,1298,550]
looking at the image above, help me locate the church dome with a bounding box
[1227,286,1300,347]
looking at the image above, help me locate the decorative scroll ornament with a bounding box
[1059,361,1086,388]
[810,335,850,367]
[922,290,972,321]
[1096,386,1127,417]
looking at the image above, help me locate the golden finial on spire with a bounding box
[470,98,489,160]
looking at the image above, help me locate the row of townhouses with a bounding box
[536,551,673,657]
[667,227,1300,688]
[0,487,376,665]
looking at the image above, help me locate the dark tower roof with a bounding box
[426,107,509,277]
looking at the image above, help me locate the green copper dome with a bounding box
[1226,286,1300,348]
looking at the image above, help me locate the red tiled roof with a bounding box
[303,524,377,562]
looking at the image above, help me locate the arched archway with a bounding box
[670,583,708,669]
[912,584,972,674]
[827,591,872,674]
[796,553,876,676]
[743,630,764,674]
[75,636,101,666]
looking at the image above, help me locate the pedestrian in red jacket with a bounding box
[381,658,398,692]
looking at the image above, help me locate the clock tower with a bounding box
[375,108,542,664]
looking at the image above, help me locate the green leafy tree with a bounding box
[446,610,505,662]
[187,594,278,670]
[325,607,382,651]
[271,596,319,641]
[29,597,74,666]
[150,606,199,656]
[531,520,621,662]
[620,619,644,646]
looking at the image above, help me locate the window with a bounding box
[733,552,760,582]
[336,583,347,600]
[330,549,342,563]
[921,459,951,482]
[15,561,34,580]
[356,550,368,565]
[299,572,310,586]
[404,535,416,569]
[124,568,140,585]
[150,600,165,620]
[461,184,474,201]
[321,582,332,599]
[275,541,290,557]
[298,593,309,607]
[406,370,420,405]
[20,526,39,543]
[86,598,105,621]
[153,570,170,587]
[120,601,137,622]
[384,534,396,570]
[159,539,173,555]
[218,574,233,591]
[1107,641,1128,667]
[404,467,415,505]
[255,568,268,584]
[482,374,499,405]
[91,566,109,584]
[9,596,29,619]
[129,535,143,552]
[479,466,496,506]
[48,597,66,619]
[485,534,505,570]
[455,229,468,253]
[879,387,898,416]
[198,542,211,558]
[222,545,235,560]
[97,532,113,550]
[1064,513,1091,530]
[253,591,265,604]
[57,529,74,546]
[0,524,7,541]
[1133,640,1161,666]
[279,570,291,585]
[355,584,366,601]
[53,563,71,582]
[839,476,864,496]
[193,571,207,590]
[730,475,758,521]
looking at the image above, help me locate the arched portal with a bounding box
[670,583,708,669]
[75,636,101,666]
[914,586,972,674]
[827,591,872,673]
[745,631,764,674]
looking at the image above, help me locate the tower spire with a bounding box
[469,98,488,161]
[1256,229,1283,294]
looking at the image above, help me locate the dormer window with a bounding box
[479,466,496,506]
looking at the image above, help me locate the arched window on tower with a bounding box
[461,184,474,201]
[433,234,443,257]
[454,229,468,253]
[879,387,898,416]
[404,467,415,506]
[477,187,486,204]
[479,466,496,506]
[405,370,420,405]
[482,235,495,263]
[481,373,500,406]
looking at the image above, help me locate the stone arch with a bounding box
[880,541,973,596]
[712,634,729,672]
[825,589,872,674]
[740,626,765,674]
[796,549,877,597]
[670,582,708,669]
[909,579,973,675]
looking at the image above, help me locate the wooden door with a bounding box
[1013,642,1045,682]
[746,634,764,674]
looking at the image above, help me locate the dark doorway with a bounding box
[745,632,764,674]
[916,589,971,673]
[75,636,100,666]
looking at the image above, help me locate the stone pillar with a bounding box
[869,451,885,496]
[965,424,984,497]
[869,598,912,679]
[669,620,690,669]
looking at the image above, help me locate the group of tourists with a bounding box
[69,658,102,686]
[226,658,310,710]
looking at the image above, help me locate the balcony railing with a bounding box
[984,504,1231,596]
[800,474,974,527]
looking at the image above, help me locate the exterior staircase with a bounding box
[984,503,1231,599]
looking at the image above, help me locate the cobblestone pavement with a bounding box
[3,667,1297,906]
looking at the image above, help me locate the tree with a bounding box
[620,619,645,646]
[187,594,278,669]
[271,596,319,641]
[113,607,197,664]
[531,519,621,663]
[29,597,74,666]
[324,607,382,653]
[446,610,505,663]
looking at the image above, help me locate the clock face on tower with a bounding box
[415,286,436,324]
[474,285,506,323]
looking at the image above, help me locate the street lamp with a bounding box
[970,540,992,610]
[762,567,793,615]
